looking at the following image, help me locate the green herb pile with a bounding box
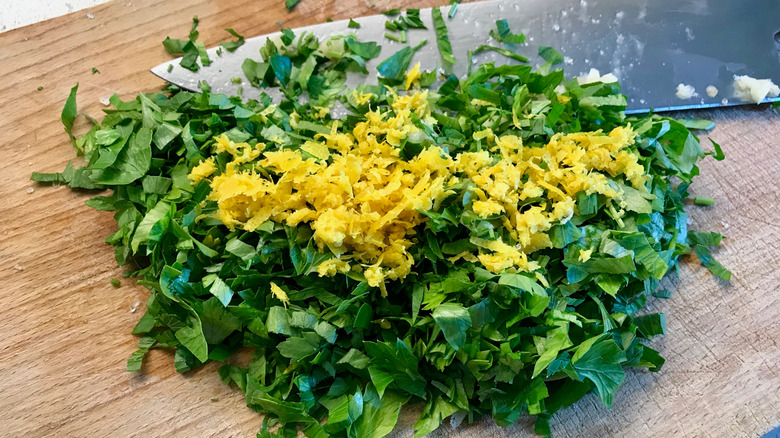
[33,11,729,438]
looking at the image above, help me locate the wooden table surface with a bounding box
[1,0,779,437]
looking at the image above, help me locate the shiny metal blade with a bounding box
[151,0,780,113]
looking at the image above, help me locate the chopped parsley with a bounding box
[490,19,526,44]
[220,28,245,52]
[538,46,564,65]
[162,16,211,72]
[448,0,461,18]
[385,8,426,42]
[33,17,732,438]
[432,7,456,67]
[377,39,427,82]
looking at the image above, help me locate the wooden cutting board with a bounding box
[1,0,778,437]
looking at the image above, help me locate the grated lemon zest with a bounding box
[189,91,646,290]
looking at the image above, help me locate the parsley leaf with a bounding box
[220,28,245,52]
[432,7,456,67]
[61,83,78,142]
[377,39,427,82]
[571,336,626,408]
[163,16,210,72]
[538,46,564,65]
[432,303,471,350]
[490,19,526,44]
[469,44,529,64]
[694,245,732,281]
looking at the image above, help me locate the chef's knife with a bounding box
[151,0,780,114]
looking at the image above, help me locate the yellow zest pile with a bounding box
[455,125,645,273]
[189,91,646,293]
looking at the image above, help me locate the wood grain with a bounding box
[0,1,778,437]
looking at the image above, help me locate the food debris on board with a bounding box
[31,10,733,438]
[675,83,697,100]
[732,75,780,103]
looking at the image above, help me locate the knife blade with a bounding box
[151,0,780,114]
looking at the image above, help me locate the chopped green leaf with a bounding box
[277,336,318,363]
[220,28,245,52]
[490,19,526,44]
[572,336,625,407]
[432,303,472,350]
[61,84,78,142]
[346,38,381,60]
[694,244,731,281]
[432,7,456,67]
[538,46,564,65]
[688,231,723,247]
[678,119,715,130]
[706,138,726,161]
[470,44,529,63]
[377,39,427,81]
[635,313,667,338]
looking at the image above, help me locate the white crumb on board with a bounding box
[733,75,780,103]
[706,85,718,98]
[676,83,697,100]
